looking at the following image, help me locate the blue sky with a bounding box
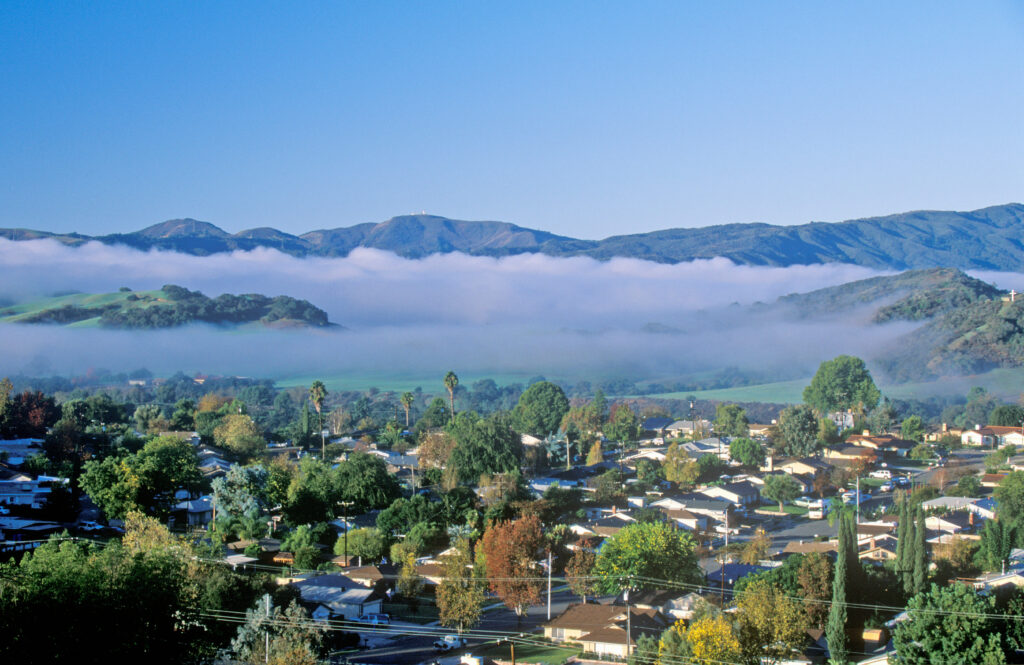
[1,2,1022,239]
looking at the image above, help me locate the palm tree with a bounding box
[309,380,327,459]
[443,371,459,424]
[400,392,414,428]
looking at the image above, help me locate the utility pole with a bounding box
[547,550,553,620]
[264,594,270,664]
[624,586,631,659]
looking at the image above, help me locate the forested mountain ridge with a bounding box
[4,203,1024,270]
[769,268,1024,381]
[0,285,333,330]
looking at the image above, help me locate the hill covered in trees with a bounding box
[4,203,1024,270]
[0,285,333,330]
[772,268,1024,381]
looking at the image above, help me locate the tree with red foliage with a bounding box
[480,514,544,619]
[7,390,59,438]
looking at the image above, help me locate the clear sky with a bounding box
[1,2,1022,239]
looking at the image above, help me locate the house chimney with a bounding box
[942,423,948,433]
[863,430,870,436]
[969,512,975,526]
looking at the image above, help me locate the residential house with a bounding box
[641,417,674,438]
[666,420,712,439]
[171,495,213,527]
[543,603,668,659]
[698,481,762,509]
[824,446,877,466]
[962,426,1024,448]
[747,423,774,439]
[292,573,386,621]
[773,457,832,477]
[0,516,62,553]
[846,433,916,458]
[651,495,733,525]
[611,589,704,621]
[706,562,770,591]
[342,563,398,589]
[925,512,976,535]
[981,473,1009,488]
[0,476,60,509]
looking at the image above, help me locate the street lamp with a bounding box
[337,500,354,567]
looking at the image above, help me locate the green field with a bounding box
[0,289,167,324]
[646,366,1024,404]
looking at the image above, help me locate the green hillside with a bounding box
[0,286,333,330]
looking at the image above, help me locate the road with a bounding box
[344,588,580,665]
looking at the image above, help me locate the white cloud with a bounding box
[0,239,901,380]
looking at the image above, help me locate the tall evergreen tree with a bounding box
[826,510,851,665]
[912,504,928,595]
[896,493,913,596]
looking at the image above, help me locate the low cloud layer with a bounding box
[0,239,906,381]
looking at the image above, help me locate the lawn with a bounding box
[471,641,580,665]
[381,601,440,624]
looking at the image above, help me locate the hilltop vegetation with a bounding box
[0,285,331,330]
[4,203,1024,269]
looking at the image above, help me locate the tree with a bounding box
[396,548,425,611]
[335,527,387,564]
[334,451,403,512]
[729,437,765,468]
[797,552,833,629]
[565,539,597,603]
[308,380,327,458]
[868,398,898,434]
[585,439,603,466]
[513,381,570,436]
[133,403,163,433]
[896,492,913,595]
[436,537,486,633]
[989,404,1024,427]
[826,510,852,665]
[763,474,802,511]
[715,403,749,438]
[214,414,265,456]
[901,415,926,442]
[947,474,982,497]
[79,435,202,519]
[893,582,1007,664]
[605,403,640,449]
[977,519,1017,573]
[912,504,928,595]
[736,579,808,665]
[663,442,699,487]
[777,404,820,457]
[802,355,881,414]
[400,391,415,427]
[446,411,523,484]
[658,619,692,664]
[480,515,544,617]
[212,464,269,538]
[741,528,771,564]
[593,521,701,594]
[444,371,459,423]
[230,596,326,665]
[687,614,742,664]
[994,471,1024,522]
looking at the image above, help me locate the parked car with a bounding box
[78,520,104,532]
[356,613,390,625]
[433,635,467,651]
[879,482,894,492]
[869,469,892,479]
[894,476,910,487]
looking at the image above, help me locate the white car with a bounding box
[869,469,892,479]
[433,635,467,652]
[78,521,104,532]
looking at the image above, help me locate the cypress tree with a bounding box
[826,510,850,665]
[912,503,928,595]
[897,494,914,596]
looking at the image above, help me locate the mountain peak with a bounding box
[136,218,229,239]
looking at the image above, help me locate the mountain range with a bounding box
[4,203,1024,270]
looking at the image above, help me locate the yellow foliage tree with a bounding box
[736,579,808,664]
[214,414,265,456]
[687,615,741,664]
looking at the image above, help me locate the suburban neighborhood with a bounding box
[3,357,1024,664]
